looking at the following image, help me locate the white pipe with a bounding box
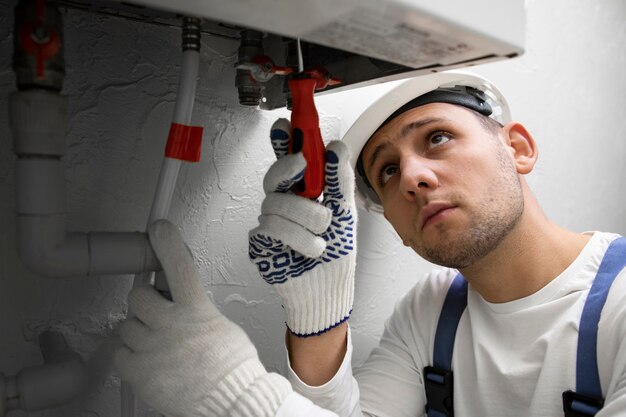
[149,50,200,292]
[132,51,200,289]
[148,51,201,221]
[10,90,161,277]
[10,14,201,417]
[123,48,201,417]
[145,47,202,227]
[0,332,86,416]
[10,89,67,156]
[172,51,200,125]
[16,217,159,277]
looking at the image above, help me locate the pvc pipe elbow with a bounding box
[16,355,86,412]
[15,154,160,277]
[1,332,87,414]
[17,216,160,277]
[17,215,90,278]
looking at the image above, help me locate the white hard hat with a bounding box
[343,70,511,213]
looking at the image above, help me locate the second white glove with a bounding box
[116,220,292,417]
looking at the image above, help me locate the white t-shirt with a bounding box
[277,231,626,417]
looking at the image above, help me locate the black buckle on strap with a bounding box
[424,366,454,416]
[562,390,604,417]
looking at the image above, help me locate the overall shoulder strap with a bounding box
[425,273,468,417]
[563,236,626,417]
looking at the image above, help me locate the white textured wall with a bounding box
[0,0,624,416]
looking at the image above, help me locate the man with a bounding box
[115,71,626,416]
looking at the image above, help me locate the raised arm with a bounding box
[248,119,359,413]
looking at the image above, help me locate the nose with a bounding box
[399,156,438,201]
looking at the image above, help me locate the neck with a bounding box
[459,192,591,303]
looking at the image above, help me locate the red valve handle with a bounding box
[18,0,60,79]
[304,66,342,90]
[252,55,293,76]
[288,77,325,199]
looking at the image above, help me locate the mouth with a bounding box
[419,202,457,230]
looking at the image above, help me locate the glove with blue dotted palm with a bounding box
[249,118,357,337]
[115,219,293,417]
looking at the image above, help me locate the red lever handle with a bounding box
[288,78,326,199]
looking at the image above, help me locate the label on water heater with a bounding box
[304,5,484,68]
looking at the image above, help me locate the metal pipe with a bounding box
[235,29,264,106]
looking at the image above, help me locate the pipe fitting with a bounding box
[10,90,67,156]
[1,332,86,415]
[17,215,160,277]
[88,231,160,275]
[181,17,201,52]
[17,216,89,278]
[235,30,265,106]
[10,84,161,278]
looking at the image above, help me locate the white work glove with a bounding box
[249,119,357,337]
[115,219,293,417]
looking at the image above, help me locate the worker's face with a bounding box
[361,103,526,268]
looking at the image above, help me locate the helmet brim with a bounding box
[342,70,511,213]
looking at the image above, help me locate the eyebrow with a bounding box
[365,117,448,174]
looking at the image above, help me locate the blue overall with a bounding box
[424,237,626,417]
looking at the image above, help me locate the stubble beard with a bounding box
[412,145,525,269]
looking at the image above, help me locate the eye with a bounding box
[428,131,451,149]
[378,164,398,187]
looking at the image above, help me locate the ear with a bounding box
[502,122,538,174]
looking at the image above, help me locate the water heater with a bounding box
[59,0,525,108]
